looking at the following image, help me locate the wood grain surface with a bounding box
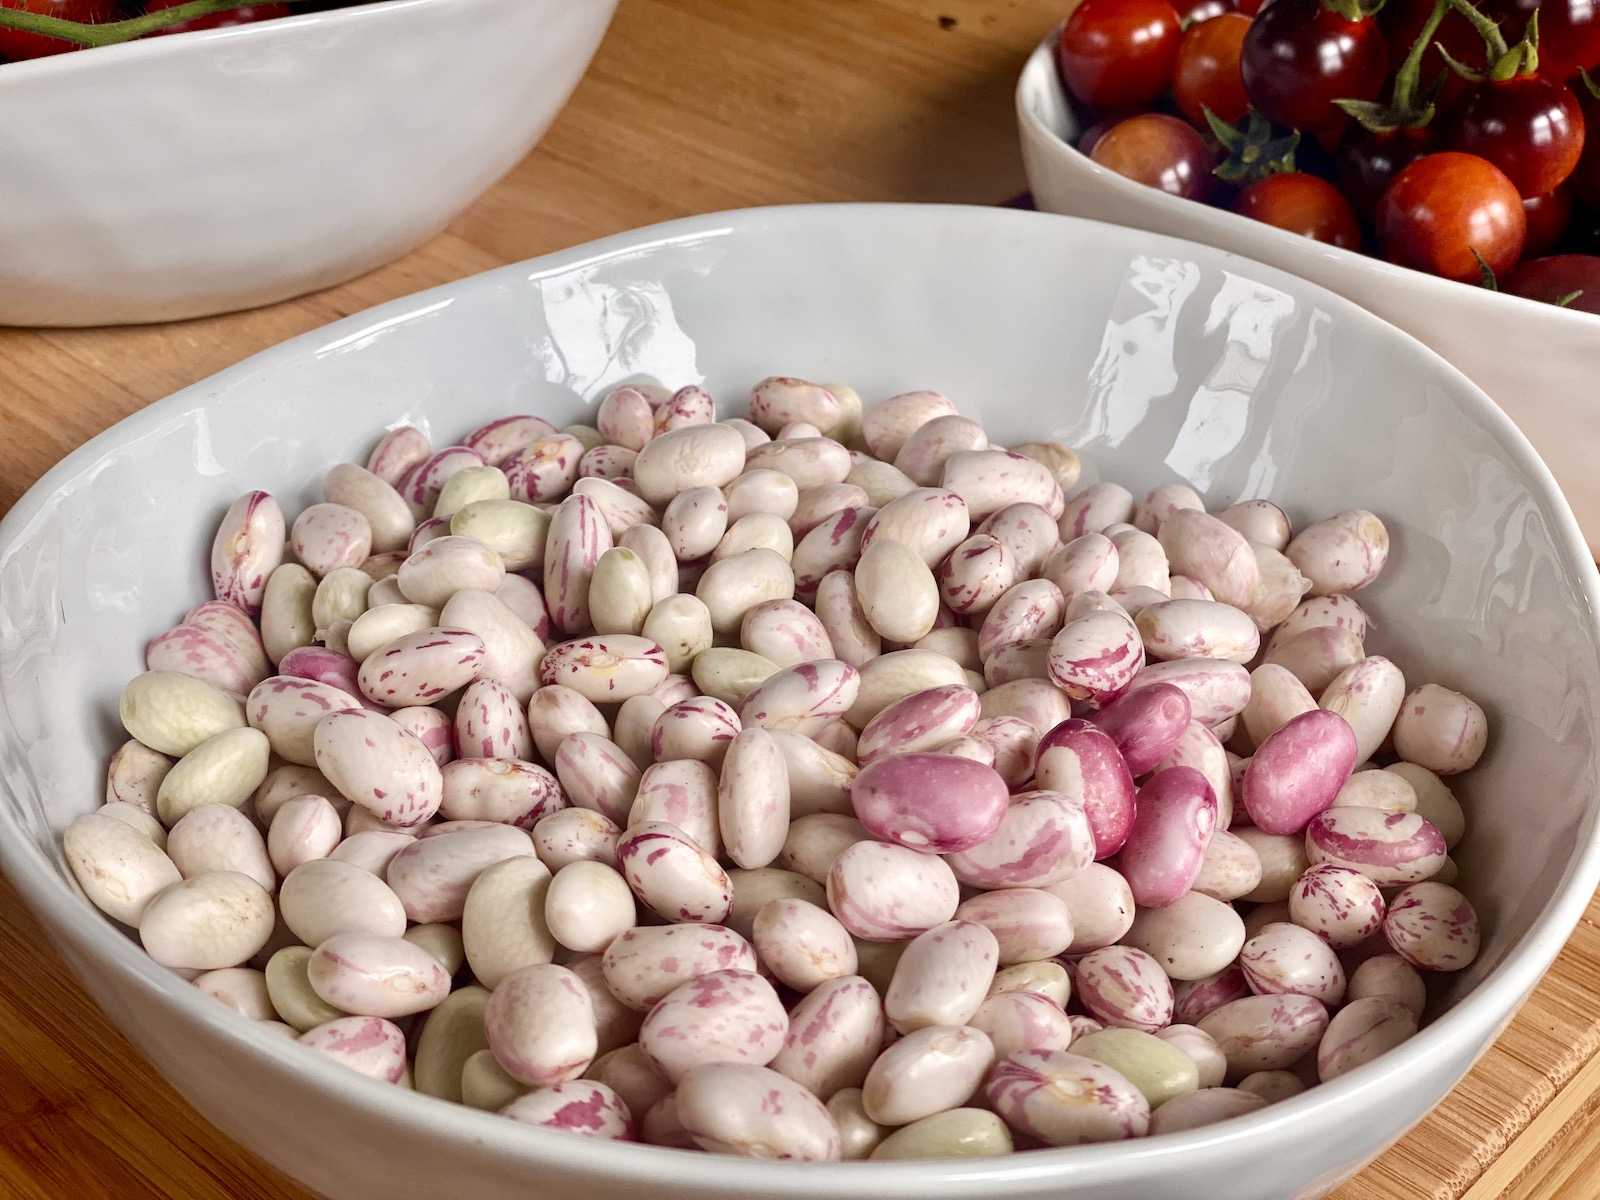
[0,2,1595,1198]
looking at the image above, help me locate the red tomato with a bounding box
[1522,187,1575,256]
[1483,0,1600,82]
[1057,0,1183,113]
[1241,0,1388,135]
[0,0,115,59]
[1377,152,1528,283]
[1504,254,1600,313]
[1443,74,1586,198]
[1173,13,1251,129]
[1336,126,1437,221]
[1172,0,1235,20]
[1090,113,1215,202]
[143,0,290,34]
[1232,172,1362,248]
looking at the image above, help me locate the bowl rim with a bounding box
[3,200,1600,1192]
[1014,28,1600,334]
[0,0,467,83]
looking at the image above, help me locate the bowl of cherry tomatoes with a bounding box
[0,0,617,326]
[1017,0,1600,550]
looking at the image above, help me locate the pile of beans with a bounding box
[65,377,1487,1161]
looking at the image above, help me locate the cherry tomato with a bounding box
[1057,0,1183,113]
[1173,13,1251,128]
[1377,152,1528,283]
[1522,186,1575,256]
[1237,0,1268,13]
[1504,254,1600,314]
[1336,125,1437,220]
[1232,172,1362,247]
[1173,0,1234,19]
[1443,74,1585,198]
[143,0,289,34]
[1380,0,1488,115]
[0,0,115,59]
[1090,112,1215,202]
[1241,0,1388,135]
[1078,112,1135,156]
[1483,0,1600,82]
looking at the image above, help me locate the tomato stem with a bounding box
[1321,0,1386,20]
[1336,0,1449,132]
[1440,0,1538,81]
[1471,247,1499,291]
[0,0,297,46]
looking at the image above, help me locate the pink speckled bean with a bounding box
[977,502,1060,579]
[459,415,557,467]
[597,387,657,451]
[678,1063,842,1160]
[438,761,563,825]
[717,728,791,869]
[862,1024,995,1126]
[1319,656,1406,764]
[408,517,451,555]
[1157,510,1260,609]
[554,733,641,827]
[356,627,485,708]
[306,933,451,1018]
[769,974,886,1099]
[312,709,443,828]
[452,679,532,761]
[538,634,669,703]
[812,569,881,667]
[1263,626,1366,695]
[850,752,1007,855]
[985,1048,1149,1145]
[790,483,870,538]
[1305,808,1448,886]
[856,684,981,765]
[1133,483,1204,534]
[1119,766,1217,908]
[652,696,741,768]
[147,617,267,698]
[969,715,1038,788]
[1317,996,1418,1082]
[1047,610,1144,709]
[632,759,720,855]
[1347,954,1427,1017]
[366,427,431,488]
[1040,532,1119,605]
[652,385,715,434]
[936,533,1017,616]
[954,889,1076,964]
[661,485,729,560]
[1285,509,1389,596]
[401,447,486,518]
[1123,659,1251,727]
[1192,830,1262,903]
[1240,709,1358,836]
[396,536,505,610]
[501,1079,634,1140]
[859,487,970,568]
[300,1015,408,1083]
[978,578,1066,661]
[752,898,857,993]
[599,923,756,1013]
[826,840,960,941]
[1135,599,1259,664]
[1058,482,1135,539]
[1216,499,1290,551]
[791,506,875,598]
[981,637,1051,688]
[1033,720,1137,858]
[616,821,734,924]
[1391,684,1489,776]
[211,491,286,616]
[942,450,1063,522]
[1384,881,1480,971]
[485,963,597,1086]
[1172,967,1252,1026]
[1046,863,1135,953]
[291,503,372,579]
[1197,993,1330,1076]
[531,808,620,872]
[737,660,860,731]
[1288,864,1387,949]
[750,377,841,434]
[740,599,833,669]
[891,414,986,488]
[943,790,1096,890]
[579,444,637,480]
[970,991,1076,1059]
[527,684,608,764]
[247,676,365,766]
[1271,594,1369,649]
[1239,922,1346,1006]
[1074,946,1174,1032]
[500,435,582,504]
[639,968,788,1083]
[266,795,342,877]
[883,920,1000,1033]
[861,391,958,460]
[1147,1086,1266,1133]
[384,823,534,922]
[1155,719,1234,828]
[542,494,614,636]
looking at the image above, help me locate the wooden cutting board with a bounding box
[1,2,1596,1197]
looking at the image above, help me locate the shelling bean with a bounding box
[985,1048,1149,1145]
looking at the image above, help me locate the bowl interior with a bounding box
[2,203,1599,1187]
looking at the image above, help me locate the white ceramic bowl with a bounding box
[1015,31,1600,555]
[2,203,1599,1200]
[0,0,616,327]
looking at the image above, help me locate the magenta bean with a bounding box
[1072,946,1174,1032]
[1033,720,1137,859]
[1118,766,1217,909]
[849,753,1008,855]
[1046,610,1144,709]
[1304,809,1448,886]
[856,684,981,764]
[1239,709,1358,835]
[1086,683,1191,776]
[985,1049,1150,1145]
[943,790,1096,889]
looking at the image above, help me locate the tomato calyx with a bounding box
[1320,0,1387,20]
[1337,0,1450,132]
[1205,106,1302,183]
[1437,0,1539,82]
[1581,68,1600,102]
[1476,249,1587,307]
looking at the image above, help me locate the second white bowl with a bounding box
[1016,31,1600,554]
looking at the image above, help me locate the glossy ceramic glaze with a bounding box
[1015,33,1600,555]
[0,0,616,327]
[2,204,1598,1200]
